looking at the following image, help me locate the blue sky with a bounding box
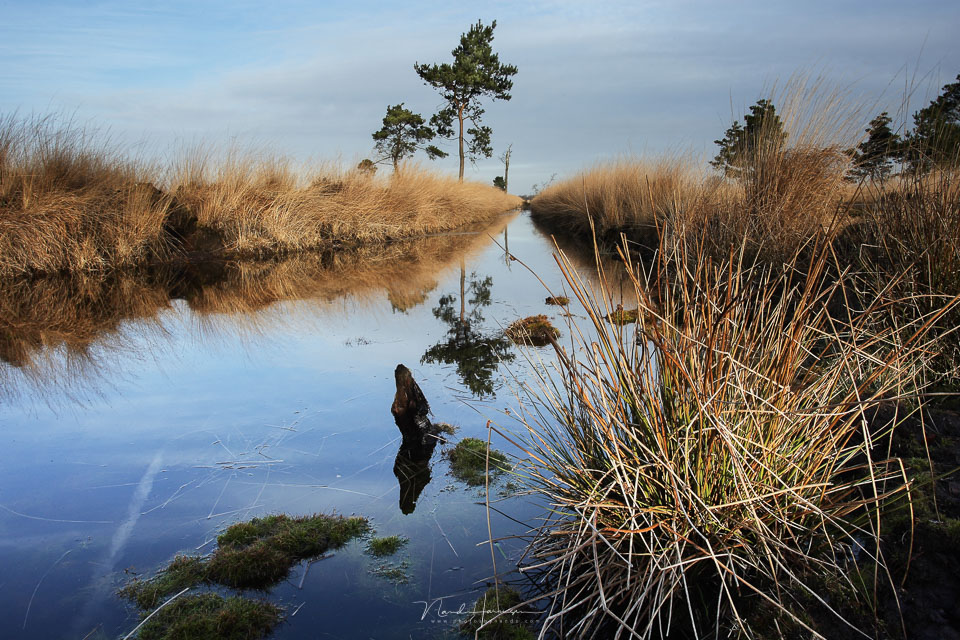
[2,0,959,193]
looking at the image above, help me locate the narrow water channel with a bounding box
[0,211,608,639]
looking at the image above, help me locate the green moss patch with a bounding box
[366,535,408,558]
[505,315,560,347]
[544,296,569,306]
[121,513,369,606]
[447,437,510,486]
[460,586,535,639]
[120,555,207,609]
[605,307,639,325]
[209,513,369,589]
[134,593,281,640]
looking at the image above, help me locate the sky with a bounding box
[2,0,959,194]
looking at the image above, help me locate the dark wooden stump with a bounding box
[390,364,438,514]
[391,364,431,443]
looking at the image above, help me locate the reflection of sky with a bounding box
[2,1,958,193]
[0,213,578,639]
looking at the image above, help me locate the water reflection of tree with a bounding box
[420,264,514,398]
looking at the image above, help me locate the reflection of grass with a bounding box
[447,437,510,486]
[0,213,516,397]
[121,513,369,607]
[505,315,559,347]
[460,586,534,640]
[366,535,408,558]
[134,593,281,640]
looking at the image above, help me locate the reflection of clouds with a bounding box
[0,213,516,405]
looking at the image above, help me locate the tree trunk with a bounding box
[503,147,510,192]
[457,103,465,181]
[459,260,466,323]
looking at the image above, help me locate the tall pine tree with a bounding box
[414,21,518,181]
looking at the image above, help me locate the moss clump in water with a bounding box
[447,437,510,486]
[208,513,369,589]
[120,555,208,609]
[460,586,535,640]
[605,307,639,325]
[366,535,408,558]
[544,296,569,306]
[135,593,281,640]
[506,315,560,347]
[121,513,369,604]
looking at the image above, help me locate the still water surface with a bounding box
[0,211,618,639]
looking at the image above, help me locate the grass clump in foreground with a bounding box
[505,315,559,347]
[446,437,510,486]
[133,593,281,640]
[366,535,408,557]
[121,513,368,609]
[507,235,947,638]
[460,586,535,640]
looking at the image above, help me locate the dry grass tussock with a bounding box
[0,113,520,275]
[504,234,950,638]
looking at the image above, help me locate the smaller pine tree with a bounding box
[371,103,447,171]
[848,112,902,180]
[711,99,787,179]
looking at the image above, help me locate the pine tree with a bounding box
[415,20,518,181]
[371,104,446,171]
[711,99,787,178]
[848,112,902,180]
[906,74,960,173]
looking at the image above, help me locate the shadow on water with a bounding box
[0,213,516,403]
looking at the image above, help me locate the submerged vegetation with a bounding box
[446,437,511,486]
[0,113,520,276]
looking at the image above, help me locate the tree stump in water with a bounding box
[391,364,438,514]
[391,364,432,443]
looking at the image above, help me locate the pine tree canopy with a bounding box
[414,20,518,180]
